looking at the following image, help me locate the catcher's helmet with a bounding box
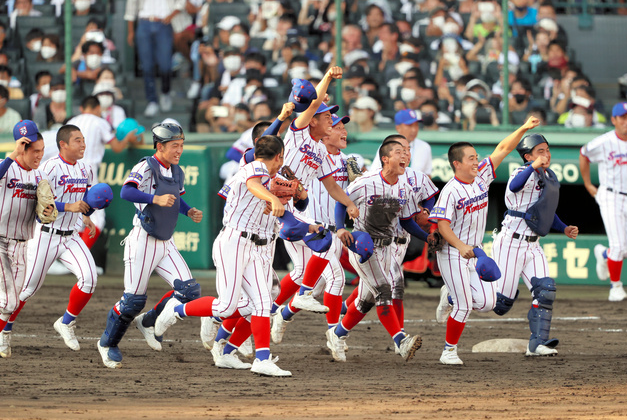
[152,123,184,149]
[516,134,549,161]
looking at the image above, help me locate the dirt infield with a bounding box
[2,275,627,419]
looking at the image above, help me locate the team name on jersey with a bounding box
[367,194,407,207]
[6,178,37,199]
[608,151,627,165]
[456,190,489,213]
[298,144,322,170]
[58,175,89,193]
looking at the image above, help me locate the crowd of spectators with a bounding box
[0,0,625,136]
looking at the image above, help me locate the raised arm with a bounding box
[294,66,343,129]
[489,117,540,170]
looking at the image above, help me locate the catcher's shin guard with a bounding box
[100,294,147,347]
[493,290,519,316]
[527,277,558,352]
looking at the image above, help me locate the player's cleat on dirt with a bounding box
[398,334,422,361]
[594,244,609,281]
[0,331,11,358]
[135,313,162,351]
[608,282,627,302]
[325,328,347,362]
[238,337,254,359]
[271,306,293,344]
[291,292,329,313]
[53,317,80,351]
[210,339,226,365]
[525,344,558,356]
[200,317,221,350]
[251,356,292,377]
[154,298,182,336]
[97,341,122,369]
[436,285,453,323]
[440,345,464,365]
[215,349,253,370]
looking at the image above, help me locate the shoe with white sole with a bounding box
[238,337,254,359]
[440,345,463,365]
[0,331,11,358]
[54,317,80,351]
[135,313,162,351]
[325,328,347,362]
[97,341,122,369]
[200,317,221,350]
[271,307,292,344]
[291,292,329,313]
[609,282,627,302]
[251,356,292,377]
[187,81,201,99]
[144,101,159,117]
[210,339,226,365]
[594,244,609,281]
[436,285,453,323]
[525,344,558,356]
[154,298,183,336]
[398,334,422,361]
[215,349,253,369]
[159,94,172,112]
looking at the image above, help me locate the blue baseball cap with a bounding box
[116,118,145,141]
[303,227,333,253]
[315,102,339,115]
[612,102,627,117]
[13,120,39,142]
[331,114,350,127]
[289,78,318,112]
[85,183,113,209]
[347,231,374,263]
[278,211,310,242]
[394,109,421,125]
[473,248,501,282]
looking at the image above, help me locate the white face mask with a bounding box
[288,66,308,80]
[223,55,242,72]
[400,87,417,103]
[51,89,67,103]
[229,33,246,48]
[570,113,587,128]
[395,61,414,76]
[98,94,113,109]
[40,83,50,97]
[448,64,464,81]
[85,54,102,70]
[85,31,105,43]
[30,40,42,52]
[478,2,496,13]
[461,101,478,118]
[444,52,460,65]
[442,38,458,53]
[442,22,459,35]
[432,16,445,29]
[481,12,497,23]
[40,46,57,59]
[0,80,8,87]
[75,0,91,12]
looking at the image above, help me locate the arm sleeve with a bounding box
[0,158,13,179]
[399,218,429,241]
[120,183,154,204]
[422,196,436,212]
[226,147,243,162]
[335,201,347,230]
[55,201,65,212]
[551,214,567,233]
[509,165,534,193]
[262,118,283,136]
[244,148,255,164]
[179,197,191,216]
[294,196,309,212]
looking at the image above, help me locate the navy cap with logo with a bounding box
[347,231,374,263]
[394,109,421,125]
[612,102,627,117]
[331,114,350,127]
[278,211,310,242]
[289,78,317,112]
[473,248,501,282]
[13,120,39,142]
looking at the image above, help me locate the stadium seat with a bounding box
[7,98,32,120]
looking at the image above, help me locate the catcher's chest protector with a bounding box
[137,156,184,240]
[519,167,560,237]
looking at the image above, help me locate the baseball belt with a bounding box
[372,237,393,247]
[511,232,539,242]
[41,226,73,237]
[0,236,26,243]
[240,231,275,246]
[394,237,408,245]
[605,187,627,196]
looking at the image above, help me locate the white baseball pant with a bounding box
[0,238,28,320]
[596,187,627,261]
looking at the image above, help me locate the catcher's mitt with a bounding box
[427,229,446,252]
[36,179,58,224]
[346,156,363,183]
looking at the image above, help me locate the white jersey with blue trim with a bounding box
[501,165,543,236]
[580,130,627,191]
[429,157,495,250]
[307,151,349,226]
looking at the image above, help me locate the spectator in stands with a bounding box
[71,41,105,82]
[507,78,541,115]
[29,70,51,116]
[125,0,181,117]
[0,65,24,99]
[491,53,520,100]
[433,37,469,87]
[374,23,401,74]
[395,76,436,112]
[0,85,21,133]
[221,51,278,105]
[33,75,69,130]
[348,96,379,133]
[263,13,297,62]
[508,0,537,38]
[536,1,568,46]
[540,40,569,100]
[74,0,94,15]
[526,107,547,126]
[558,86,607,128]
[229,27,251,56]
[9,0,42,29]
[95,67,124,100]
[522,29,550,75]
[0,22,9,52]
[93,83,126,130]
[214,15,241,50]
[251,101,272,123]
[23,28,44,54]
[465,0,502,41]
[342,24,364,55]
[342,64,368,105]
[37,34,63,62]
[168,0,200,70]
[362,3,388,48]
[419,99,450,131]
[550,69,587,115]
[458,91,499,130]
[71,19,117,65]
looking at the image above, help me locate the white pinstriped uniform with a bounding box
[0,159,44,318]
[67,113,115,231]
[118,157,192,301]
[212,161,277,318]
[344,170,411,304]
[429,157,497,323]
[580,131,627,261]
[20,156,98,303]
[492,166,549,300]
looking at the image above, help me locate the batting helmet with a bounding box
[516,134,549,162]
[152,123,184,149]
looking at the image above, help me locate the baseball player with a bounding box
[492,134,578,356]
[325,135,430,363]
[580,102,627,302]
[97,123,203,369]
[155,135,294,377]
[5,124,98,353]
[431,117,540,365]
[0,121,54,358]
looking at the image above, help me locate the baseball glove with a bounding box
[36,179,58,224]
[427,229,446,252]
[278,166,304,200]
[270,176,301,205]
[346,156,363,183]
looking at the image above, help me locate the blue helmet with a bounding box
[516,134,548,162]
[152,123,184,149]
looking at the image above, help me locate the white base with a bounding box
[471,338,528,353]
